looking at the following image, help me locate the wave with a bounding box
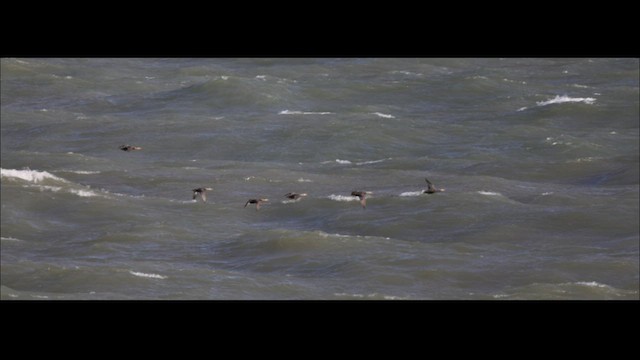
[3,168,106,198]
[1,236,23,242]
[327,194,359,202]
[356,158,390,165]
[518,95,596,112]
[334,292,406,300]
[297,178,313,182]
[536,95,596,106]
[323,158,390,166]
[477,191,502,196]
[317,231,390,241]
[279,110,334,115]
[129,271,167,279]
[400,191,423,197]
[571,281,610,288]
[69,189,99,197]
[57,170,101,174]
[371,112,396,119]
[1,168,68,183]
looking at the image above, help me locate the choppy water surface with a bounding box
[1,58,638,299]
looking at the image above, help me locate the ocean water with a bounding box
[1,58,638,300]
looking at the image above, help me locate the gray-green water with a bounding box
[1,58,638,300]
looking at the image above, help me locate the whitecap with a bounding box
[478,191,502,196]
[129,271,167,279]
[517,107,528,112]
[255,75,267,80]
[1,237,22,242]
[371,112,396,119]
[573,281,609,288]
[356,158,390,166]
[400,191,423,197]
[58,170,101,174]
[69,189,99,197]
[390,70,423,76]
[30,185,63,192]
[279,110,334,115]
[335,159,352,165]
[334,293,365,298]
[327,194,359,202]
[536,95,596,107]
[1,168,68,183]
[297,178,312,182]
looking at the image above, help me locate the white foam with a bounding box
[517,107,528,112]
[327,194,359,202]
[568,157,601,163]
[335,159,352,164]
[255,75,267,80]
[32,185,63,192]
[536,95,596,107]
[371,112,396,119]
[58,170,101,174]
[281,199,298,204]
[297,178,313,182]
[478,191,502,196]
[129,271,167,279]
[356,158,390,165]
[1,168,68,183]
[279,110,334,115]
[572,84,591,88]
[334,293,365,298]
[69,189,99,197]
[336,292,404,300]
[400,191,424,197]
[318,231,390,241]
[1,237,22,242]
[502,78,527,84]
[391,70,423,76]
[541,192,553,196]
[574,281,609,288]
[220,76,229,80]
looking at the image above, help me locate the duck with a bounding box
[119,145,142,151]
[244,198,269,210]
[192,187,213,202]
[423,178,445,194]
[351,191,372,209]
